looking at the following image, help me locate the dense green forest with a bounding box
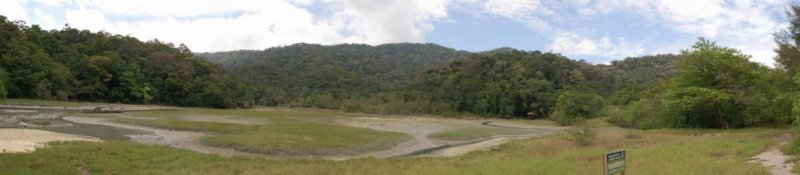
[199,43,470,107]
[0,16,252,108]
[207,44,678,122]
[397,50,677,120]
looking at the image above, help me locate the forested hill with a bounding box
[385,50,678,118]
[0,16,252,108]
[198,43,471,107]
[201,41,678,118]
[604,54,678,105]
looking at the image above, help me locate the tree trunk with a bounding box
[715,104,729,129]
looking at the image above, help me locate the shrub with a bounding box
[551,91,605,125]
[565,126,596,146]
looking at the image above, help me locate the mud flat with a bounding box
[334,116,560,159]
[0,128,100,153]
[62,116,262,158]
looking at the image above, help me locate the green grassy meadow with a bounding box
[0,127,783,174]
[427,127,536,140]
[112,109,410,156]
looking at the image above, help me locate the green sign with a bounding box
[605,150,625,175]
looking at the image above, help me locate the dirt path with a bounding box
[0,128,100,153]
[62,116,262,158]
[750,134,795,175]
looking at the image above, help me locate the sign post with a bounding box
[604,150,625,175]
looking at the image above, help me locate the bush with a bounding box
[551,91,605,125]
[620,97,676,129]
[613,80,679,129]
[565,126,596,146]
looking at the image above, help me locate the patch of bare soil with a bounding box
[749,134,795,175]
[62,116,263,158]
[0,128,100,153]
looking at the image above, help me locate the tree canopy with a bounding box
[199,43,470,108]
[617,38,788,129]
[0,16,252,108]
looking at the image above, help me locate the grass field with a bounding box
[0,98,82,107]
[111,109,411,156]
[202,122,410,155]
[427,127,536,140]
[781,135,800,173]
[112,118,259,134]
[0,127,783,174]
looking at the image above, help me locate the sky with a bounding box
[0,0,793,65]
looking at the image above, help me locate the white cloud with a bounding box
[482,0,552,18]
[64,8,115,32]
[338,0,449,43]
[458,0,555,31]
[548,32,644,60]
[11,0,450,52]
[461,0,788,65]
[0,0,29,22]
[458,0,646,60]
[30,0,65,6]
[567,0,788,65]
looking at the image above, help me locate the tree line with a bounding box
[0,16,252,108]
[199,43,470,108]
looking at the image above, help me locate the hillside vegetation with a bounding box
[199,43,470,108]
[0,16,251,108]
[203,43,680,120]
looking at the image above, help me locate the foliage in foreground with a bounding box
[615,39,792,129]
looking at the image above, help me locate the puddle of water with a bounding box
[33,119,151,141]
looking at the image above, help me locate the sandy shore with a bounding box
[0,129,100,153]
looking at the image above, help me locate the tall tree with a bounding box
[775,3,800,75]
[666,38,772,128]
